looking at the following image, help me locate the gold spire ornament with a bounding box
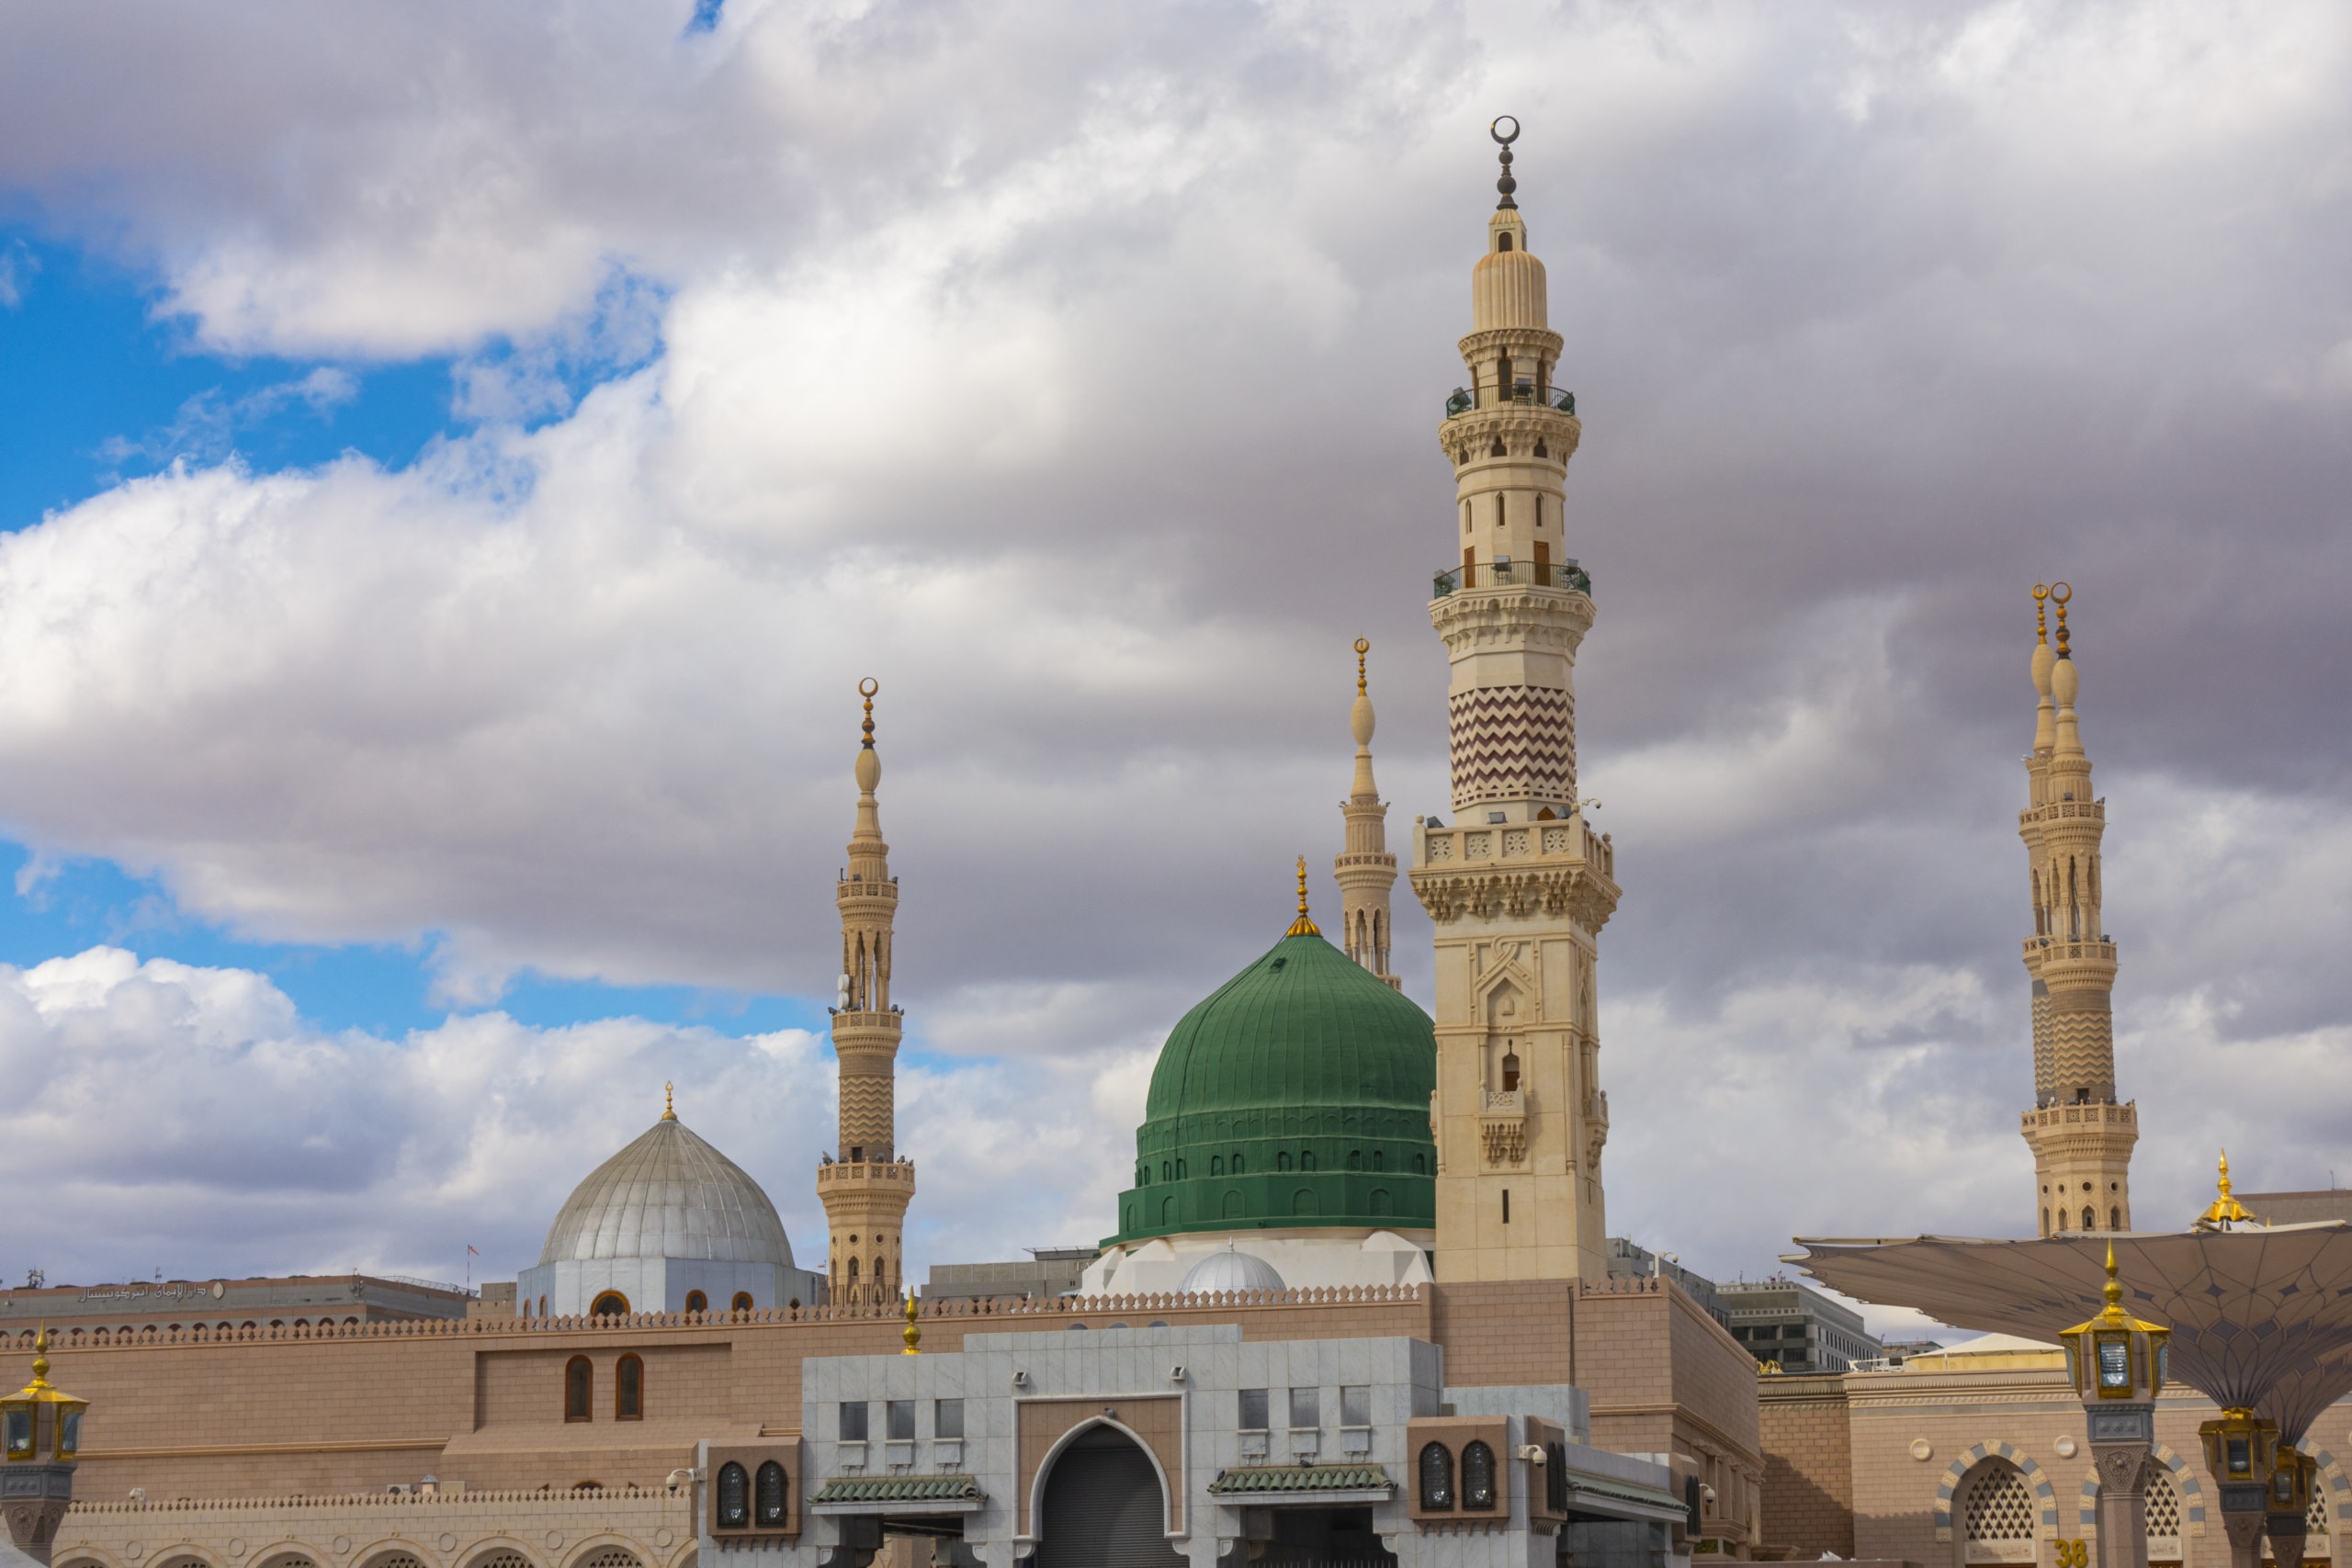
[859,677,878,749]
[1355,637,1370,695]
[662,1082,676,1122]
[901,1287,921,1355]
[2195,1149,2258,1230]
[2051,581,2073,660]
[2034,582,2050,644]
[1286,856,1321,937]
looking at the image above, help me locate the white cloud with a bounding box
[0,945,1139,1288]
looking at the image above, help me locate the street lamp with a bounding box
[2198,1409,2283,1568]
[2059,1246,2168,1568]
[0,1328,88,1566]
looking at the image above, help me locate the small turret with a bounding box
[1336,639,1401,988]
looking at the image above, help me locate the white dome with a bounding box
[539,1115,796,1269]
[1179,1244,1285,1294]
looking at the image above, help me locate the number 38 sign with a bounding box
[2053,1540,2091,1567]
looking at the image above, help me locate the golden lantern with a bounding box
[2060,1245,2169,1404]
[1,1328,87,1464]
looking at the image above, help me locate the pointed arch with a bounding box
[1935,1445,2058,1544]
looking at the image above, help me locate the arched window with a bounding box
[847,1258,860,1279]
[1413,1153,1426,1174]
[1373,1150,1384,1171]
[1419,1441,1454,1510]
[684,1291,707,1314]
[1498,231,1513,253]
[1962,1461,2038,1562]
[715,1461,750,1529]
[1211,1156,1224,1175]
[1490,438,1507,458]
[1533,439,1548,460]
[1278,1152,1293,1172]
[564,1356,593,1422]
[755,1460,789,1528]
[2145,1467,2183,1550]
[2083,1206,2097,1231]
[591,1291,629,1316]
[2042,1209,2051,1235]
[1348,1150,1363,1170]
[615,1354,643,1420]
[1176,1159,1186,1179]
[732,1292,754,1313]
[2111,1208,2121,1230]
[1301,1151,1316,1171]
[1161,1161,1170,1180]
[1232,1152,1245,1174]
[1501,1052,1521,1091]
[1463,1440,1498,1510]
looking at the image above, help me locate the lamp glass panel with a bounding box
[3,1409,28,1458]
[2229,1438,2252,1475]
[57,1410,80,1458]
[2098,1336,2132,1390]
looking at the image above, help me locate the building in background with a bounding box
[0,1274,472,1337]
[1717,1276,1883,1375]
[922,1247,1096,1302]
[1605,1237,1728,1326]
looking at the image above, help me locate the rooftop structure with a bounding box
[1715,1275,1882,1374]
[1604,1236,1727,1325]
[922,1248,1098,1303]
[0,1273,472,1332]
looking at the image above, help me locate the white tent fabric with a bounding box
[1786,1225,2352,1439]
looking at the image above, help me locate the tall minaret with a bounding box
[815,677,916,1307]
[1408,120,1622,1286]
[2018,585,2135,1235]
[1337,637,1401,989]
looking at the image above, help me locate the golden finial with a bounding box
[662,1081,676,1122]
[858,677,879,750]
[1285,856,1321,937]
[901,1286,922,1355]
[2033,583,2050,644]
[2099,1241,2125,1319]
[29,1325,50,1386]
[2050,581,2073,660]
[1354,637,1370,696]
[2197,1148,2256,1230]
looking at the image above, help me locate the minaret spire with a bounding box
[2018,585,2134,1236]
[1411,122,1620,1285]
[816,677,917,1307]
[1336,638,1401,987]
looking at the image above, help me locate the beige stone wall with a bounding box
[1757,1374,1855,1557]
[56,1486,694,1568]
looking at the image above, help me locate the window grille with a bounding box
[2145,1470,2182,1540]
[1419,1441,1454,1510]
[716,1461,750,1529]
[1462,1440,1498,1510]
[579,1553,642,1568]
[755,1460,788,1528]
[1966,1466,2041,1551]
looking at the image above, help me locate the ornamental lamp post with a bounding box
[2198,1409,2283,1568]
[0,1327,88,1566]
[2060,1246,2169,1568]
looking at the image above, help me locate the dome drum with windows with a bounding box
[1097,871,1439,1284]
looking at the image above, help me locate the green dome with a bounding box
[1107,927,1437,1247]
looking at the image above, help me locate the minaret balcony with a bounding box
[1432,558,1591,596]
[2021,1101,2136,1133]
[2018,799,2106,826]
[1445,384,1577,418]
[2022,937,2118,964]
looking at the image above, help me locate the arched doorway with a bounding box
[1959,1460,2039,1566]
[2145,1467,2183,1567]
[1037,1425,1184,1568]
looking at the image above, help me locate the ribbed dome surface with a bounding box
[1179,1246,1286,1294]
[1144,931,1436,1120]
[539,1116,796,1268]
[1107,929,1437,1246]
[1472,248,1548,331]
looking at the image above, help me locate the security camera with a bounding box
[1517,1445,1545,1463]
[666,1469,695,1492]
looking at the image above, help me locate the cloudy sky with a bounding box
[0,0,2346,1333]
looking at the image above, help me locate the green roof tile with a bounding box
[1208,1464,1394,1495]
[809,1474,984,1504]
